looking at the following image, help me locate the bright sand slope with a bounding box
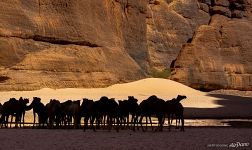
[0,78,221,108]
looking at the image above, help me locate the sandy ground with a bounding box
[0,128,251,150]
[1,78,252,119]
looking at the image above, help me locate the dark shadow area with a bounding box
[184,94,252,119]
[222,121,252,128]
[0,76,10,83]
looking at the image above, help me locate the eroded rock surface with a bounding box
[0,0,251,91]
[172,0,252,90]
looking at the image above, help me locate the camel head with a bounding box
[176,95,187,102]
[128,96,138,103]
[33,97,41,102]
[9,98,17,102]
[24,98,29,104]
[82,98,89,102]
[100,96,109,102]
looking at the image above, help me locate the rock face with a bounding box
[0,0,251,91]
[147,0,210,70]
[0,0,147,90]
[172,0,252,90]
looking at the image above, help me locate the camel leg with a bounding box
[167,114,170,126]
[175,118,178,129]
[170,114,174,125]
[22,112,24,127]
[139,115,144,131]
[126,115,129,129]
[33,112,36,128]
[145,116,148,132]
[116,117,120,132]
[10,115,13,128]
[159,116,163,132]
[132,115,136,131]
[83,117,88,132]
[149,116,153,131]
[180,115,184,132]
[5,115,9,128]
[91,116,96,132]
[168,115,171,132]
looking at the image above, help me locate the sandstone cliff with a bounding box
[0,0,147,90]
[171,0,252,91]
[0,0,251,91]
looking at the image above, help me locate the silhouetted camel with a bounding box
[46,99,61,128]
[80,98,96,131]
[61,100,72,127]
[0,97,29,128]
[19,97,30,127]
[166,95,187,131]
[107,98,120,132]
[67,100,81,128]
[92,96,120,131]
[127,96,139,130]
[26,97,47,128]
[118,100,130,129]
[96,96,110,129]
[118,96,139,130]
[138,95,166,132]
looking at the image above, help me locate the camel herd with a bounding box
[0,95,186,132]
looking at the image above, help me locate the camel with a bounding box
[90,96,120,131]
[96,96,110,129]
[80,98,96,131]
[166,95,187,131]
[61,100,73,127]
[26,97,47,128]
[19,97,30,127]
[0,97,29,128]
[60,100,80,128]
[127,96,139,130]
[67,100,81,128]
[106,98,120,132]
[46,99,61,128]
[118,96,139,130]
[138,95,166,132]
[118,100,130,129]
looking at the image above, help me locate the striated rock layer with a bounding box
[0,0,251,91]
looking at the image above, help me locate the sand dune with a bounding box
[0,78,220,108]
[1,78,252,119]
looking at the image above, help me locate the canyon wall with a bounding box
[0,0,251,91]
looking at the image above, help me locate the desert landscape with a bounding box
[1,0,252,149]
[0,78,252,149]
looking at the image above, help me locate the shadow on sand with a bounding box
[184,94,252,119]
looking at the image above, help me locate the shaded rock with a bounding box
[232,9,244,17]
[211,6,232,17]
[199,0,212,6]
[199,3,210,13]
[214,0,230,7]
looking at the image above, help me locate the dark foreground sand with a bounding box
[0,128,251,150]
